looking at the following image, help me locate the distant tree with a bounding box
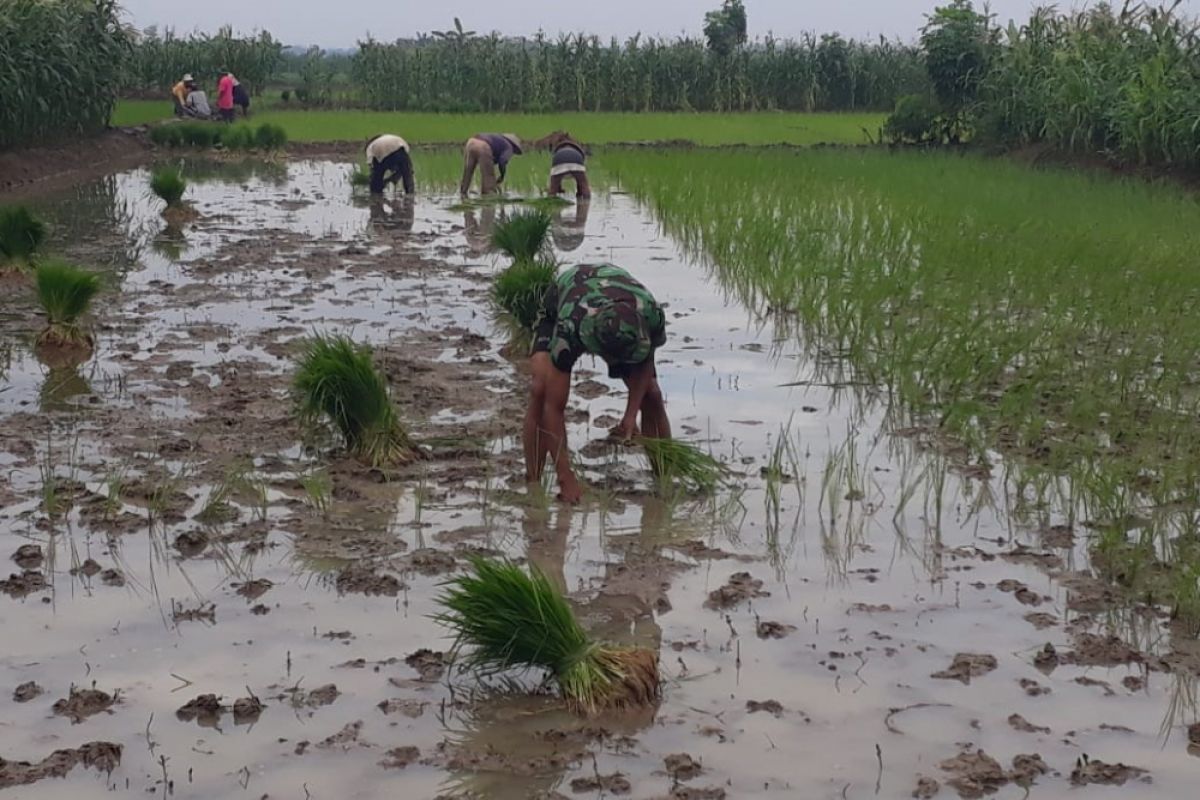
[703,0,748,57]
[920,0,995,140]
[432,17,477,45]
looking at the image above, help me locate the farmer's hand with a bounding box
[608,420,637,444]
[557,475,583,504]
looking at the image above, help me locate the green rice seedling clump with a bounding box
[149,125,185,147]
[149,167,187,208]
[493,260,557,330]
[0,206,47,267]
[293,333,420,466]
[436,557,659,714]
[491,210,552,263]
[220,125,256,150]
[640,438,726,494]
[35,261,101,348]
[349,163,372,188]
[254,123,288,150]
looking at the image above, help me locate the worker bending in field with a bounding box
[460,133,522,196]
[366,134,415,194]
[541,131,591,199]
[524,264,670,503]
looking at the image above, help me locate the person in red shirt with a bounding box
[216,70,235,122]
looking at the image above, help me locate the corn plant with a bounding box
[124,25,282,94]
[436,557,659,714]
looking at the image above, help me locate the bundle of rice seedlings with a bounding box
[349,163,372,188]
[219,125,256,150]
[436,557,660,714]
[149,167,187,208]
[0,205,46,268]
[491,210,552,263]
[292,333,420,466]
[639,438,726,494]
[493,260,557,329]
[34,260,100,349]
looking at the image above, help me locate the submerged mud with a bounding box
[0,159,1196,797]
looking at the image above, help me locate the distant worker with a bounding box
[231,74,251,117]
[184,83,212,119]
[524,264,670,503]
[216,70,235,123]
[365,134,415,195]
[460,133,522,196]
[541,131,591,199]
[171,74,196,116]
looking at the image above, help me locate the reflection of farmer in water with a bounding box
[462,204,497,256]
[525,264,671,504]
[368,195,415,234]
[551,200,590,252]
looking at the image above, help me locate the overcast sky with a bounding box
[120,1,1199,48]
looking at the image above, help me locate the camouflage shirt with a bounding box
[533,264,666,378]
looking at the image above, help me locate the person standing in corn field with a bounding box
[524,264,670,503]
[539,131,591,199]
[216,70,236,123]
[365,134,415,195]
[460,133,523,196]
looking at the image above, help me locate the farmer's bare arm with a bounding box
[613,358,656,440]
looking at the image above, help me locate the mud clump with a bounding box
[1069,756,1148,786]
[317,720,366,751]
[403,548,457,576]
[405,649,448,682]
[290,683,340,708]
[380,746,421,770]
[69,558,102,578]
[0,741,122,790]
[52,686,116,723]
[1033,643,1059,672]
[755,620,796,639]
[931,653,998,685]
[233,694,265,725]
[664,753,703,782]
[336,566,403,597]
[234,578,273,600]
[13,681,43,703]
[1065,633,1146,668]
[172,600,216,624]
[912,776,940,798]
[1188,722,1200,746]
[1,570,48,598]
[571,773,632,794]
[704,573,768,610]
[174,530,209,558]
[746,700,784,717]
[1009,754,1049,787]
[669,540,747,561]
[1023,613,1058,630]
[378,699,426,718]
[1008,714,1050,735]
[939,750,1007,798]
[11,544,43,569]
[176,694,226,726]
[100,568,125,587]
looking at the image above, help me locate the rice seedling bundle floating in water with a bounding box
[493,260,557,330]
[292,333,421,467]
[0,206,47,268]
[639,438,727,494]
[436,557,660,714]
[34,261,101,350]
[491,209,552,263]
[149,167,187,209]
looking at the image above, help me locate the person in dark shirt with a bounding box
[524,264,670,503]
[365,134,415,195]
[540,131,591,199]
[460,133,522,196]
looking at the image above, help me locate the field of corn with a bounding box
[3,1,1200,798]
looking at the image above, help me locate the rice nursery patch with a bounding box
[292,333,420,467]
[607,146,1200,616]
[149,121,288,152]
[436,557,659,714]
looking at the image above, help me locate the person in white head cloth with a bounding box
[365,134,415,195]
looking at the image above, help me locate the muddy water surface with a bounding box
[1,159,1197,799]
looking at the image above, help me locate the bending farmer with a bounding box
[524,264,670,503]
[171,74,195,116]
[460,133,522,196]
[545,132,591,199]
[366,134,415,194]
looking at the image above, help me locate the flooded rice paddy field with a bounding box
[1,159,1198,798]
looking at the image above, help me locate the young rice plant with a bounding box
[149,167,187,208]
[491,209,552,263]
[493,260,557,330]
[640,437,727,494]
[0,206,47,269]
[293,333,420,466]
[436,557,659,714]
[35,261,101,349]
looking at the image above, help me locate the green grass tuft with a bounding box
[35,261,100,348]
[292,333,420,466]
[253,123,288,150]
[0,206,47,266]
[493,260,557,330]
[436,557,659,714]
[149,167,187,208]
[640,438,727,494]
[491,210,552,263]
